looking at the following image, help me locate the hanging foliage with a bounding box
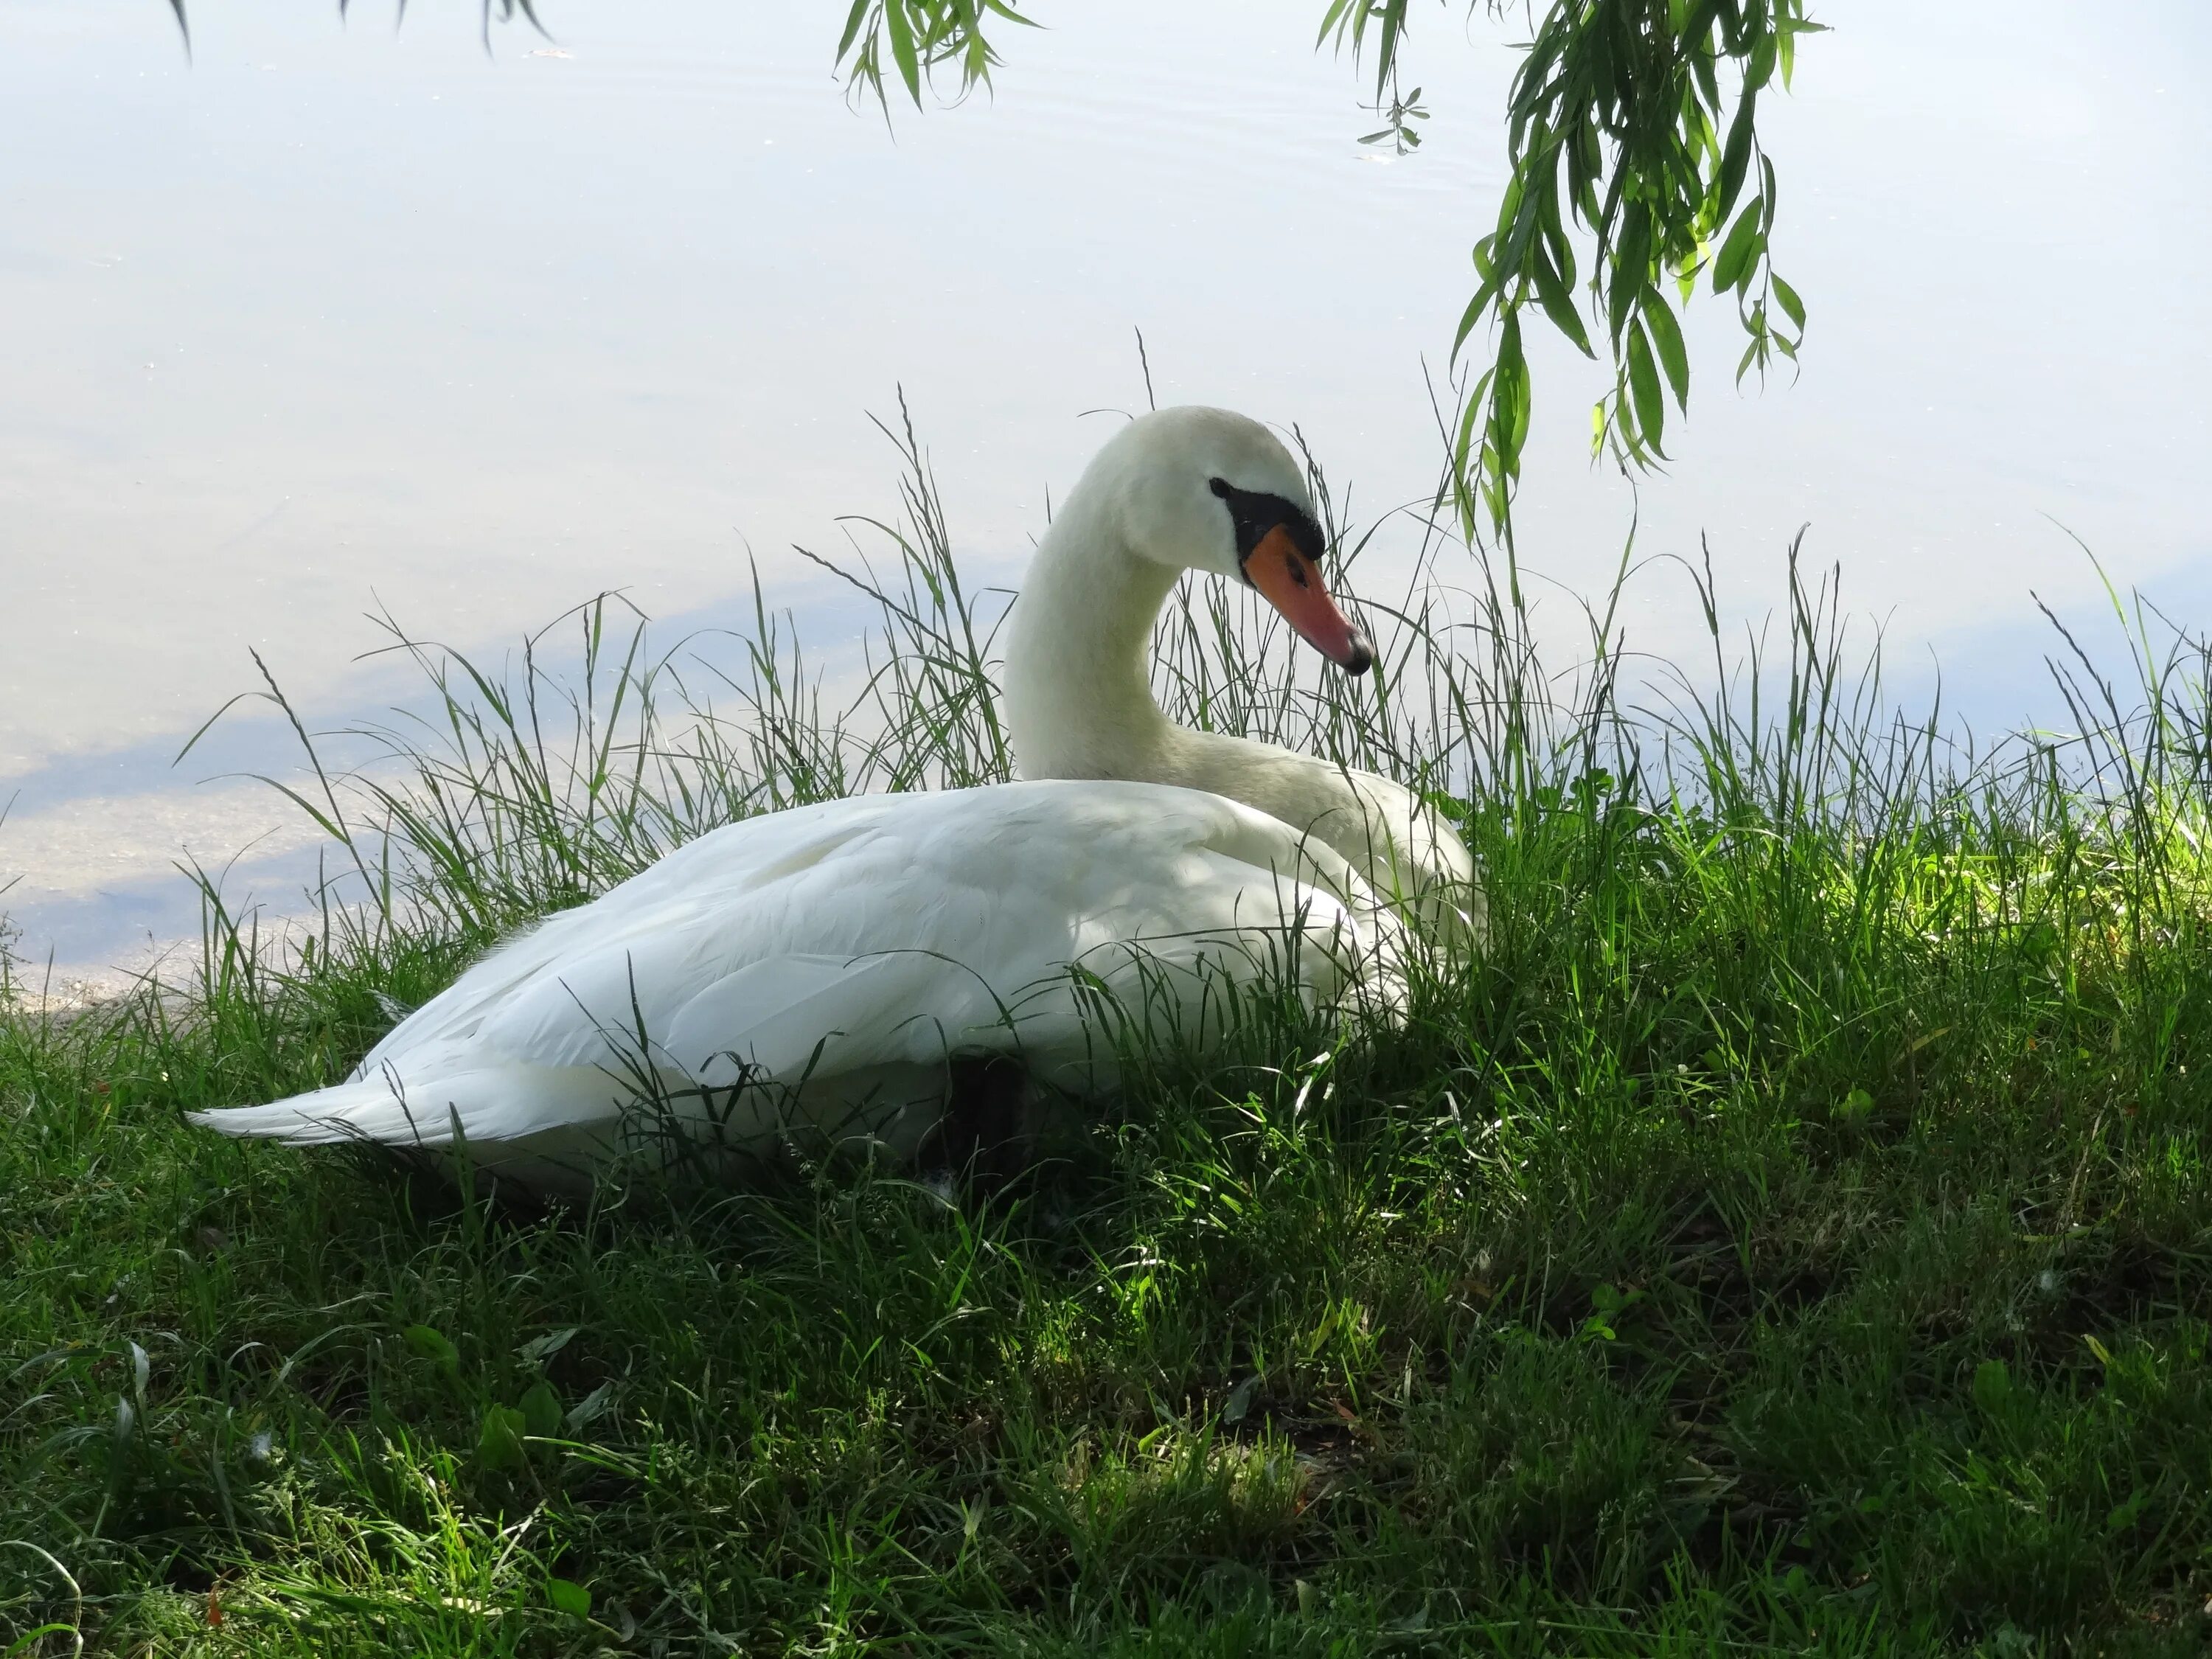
[835,0,1823,554]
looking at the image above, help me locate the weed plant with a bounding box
[4,406,2212,1653]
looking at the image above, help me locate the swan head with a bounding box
[1101,406,1375,675]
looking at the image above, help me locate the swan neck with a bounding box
[1004,490,1179,780]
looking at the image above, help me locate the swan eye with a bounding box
[1208,476,1326,571]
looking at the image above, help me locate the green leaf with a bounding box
[1455,366,1493,467]
[1717,88,1758,218]
[1419,787,1473,824]
[519,1380,564,1437]
[1374,0,1406,98]
[1775,16,1829,83]
[1771,273,1806,330]
[1493,313,1531,459]
[835,0,872,58]
[881,0,922,103]
[1530,247,1594,358]
[1626,319,1665,455]
[1222,1375,1261,1425]
[1609,207,1651,344]
[1745,32,1778,94]
[1691,26,1722,111]
[1536,160,1575,283]
[1971,1359,2013,1417]
[546,1577,592,1618]
[516,1326,577,1368]
[476,1404,529,1472]
[5,1623,84,1656]
[1452,274,1500,360]
[566,1381,617,1431]
[403,1324,459,1381]
[1491,171,1526,243]
[2107,1489,2148,1535]
[1712,198,1763,294]
[1642,292,1690,406]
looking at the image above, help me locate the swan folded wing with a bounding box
[187,1058,630,1147]
[660,951,1005,1086]
[340,802,900,1076]
[191,780,1413,1164]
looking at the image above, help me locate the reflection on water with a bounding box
[1,0,2206,981]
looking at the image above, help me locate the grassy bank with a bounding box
[6,418,2212,1654]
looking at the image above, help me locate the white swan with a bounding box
[190,408,1477,1189]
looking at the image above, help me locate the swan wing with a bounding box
[189,780,1397,1160]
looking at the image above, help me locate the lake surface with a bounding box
[2,0,2207,984]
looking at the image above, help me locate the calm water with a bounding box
[2,0,2207,982]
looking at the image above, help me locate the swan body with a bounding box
[192,782,1408,1190]
[191,407,1478,1187]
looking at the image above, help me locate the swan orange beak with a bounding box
[1243,525,1374,675]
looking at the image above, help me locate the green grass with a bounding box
[7,411,2212,1654]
